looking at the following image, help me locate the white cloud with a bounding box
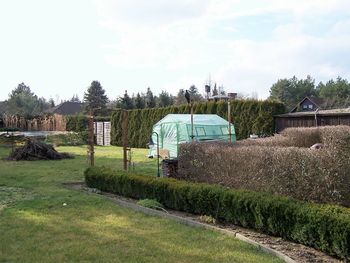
[94,0,350,98]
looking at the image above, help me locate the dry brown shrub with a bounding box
[177,126,350,206]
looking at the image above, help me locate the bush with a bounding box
[84,166,350,260]
[177,126,350,206]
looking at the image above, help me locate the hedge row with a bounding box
[85,166,350,260]
[65,115,110,132]
[110,100,285,148]
[177,126,350,206]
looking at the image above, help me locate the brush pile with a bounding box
[8,138,73,161]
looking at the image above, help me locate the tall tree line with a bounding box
[115,85,204,110]
[269,76,350,110]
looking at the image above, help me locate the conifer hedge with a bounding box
[65,115,110,132]
[110,100,285,147]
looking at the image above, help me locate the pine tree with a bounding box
[83,81,109,115]
[188,85,203,102]
[145,87,156,108]
[134,92,145,109]
[158,90,174,107]
[175,89,187,105]
[119,90,134,109]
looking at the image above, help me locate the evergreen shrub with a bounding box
[110,100,285,148]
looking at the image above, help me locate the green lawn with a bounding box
[0,145,282,263]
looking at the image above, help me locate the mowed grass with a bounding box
[0,145,282,263]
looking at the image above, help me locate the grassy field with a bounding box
[0,145,282,263]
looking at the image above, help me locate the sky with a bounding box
[0,0,350,102]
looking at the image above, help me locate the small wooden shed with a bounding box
[274,108,350,133]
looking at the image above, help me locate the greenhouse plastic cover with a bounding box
[149,114,236,158]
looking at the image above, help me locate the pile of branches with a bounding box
[7,138,74,161]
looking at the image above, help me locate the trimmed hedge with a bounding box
[177,126,350,206]
[110,100,285,148]
[85,166,350,260]
[65,115,110,132]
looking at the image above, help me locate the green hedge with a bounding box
[85,166,350,260]
[65,115,110,132]
[111,100,285,148]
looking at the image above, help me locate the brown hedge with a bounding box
[177,126,350,206]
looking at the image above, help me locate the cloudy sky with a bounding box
[1,0,350,102]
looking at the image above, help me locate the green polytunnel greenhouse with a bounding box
[148,114,236,158]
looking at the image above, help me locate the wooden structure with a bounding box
[87,115,94,166]
[2,114,66,131]
[275,108,350,133]
[94,121,111,146]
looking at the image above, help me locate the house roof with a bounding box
[46,102,83,115]
[290,96,324,113]
[275,108,350,118]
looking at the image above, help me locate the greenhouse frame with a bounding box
[148,114,236,158]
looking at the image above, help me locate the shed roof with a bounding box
[275,108,350,118]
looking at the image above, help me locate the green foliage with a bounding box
[317,77,350,108]
[188,85,203,102]
[137,199,164,210]
[269,76,350,110]
[269,76,317,110]
[118,90,134,109]
[6,83,50,118]
[134,92,145,109]
[111,99,285,147]
[83,81,109,115]
[65,115,110,133]
[158,91,174,107]
[85,166,350,260]
[174,89,187,105]
[145,87,156,108]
